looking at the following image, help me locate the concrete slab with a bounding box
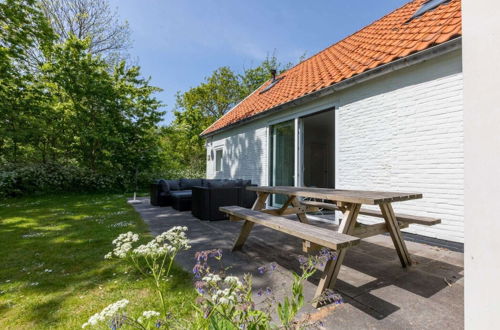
[130,198,464,329]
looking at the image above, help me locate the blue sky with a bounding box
[109,0,409,124]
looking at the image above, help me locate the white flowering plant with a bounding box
[83,227,343,329]
[82,299,163,329]
[189,248,342,329]
[192,271,270,329]
[103,227,190,322]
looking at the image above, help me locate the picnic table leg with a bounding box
[313,202,361,308]
[290,197,320,253]
[232,192,269,251]
[379,203,412,267]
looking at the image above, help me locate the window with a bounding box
[215,149,223,172]
[409,0,450,21]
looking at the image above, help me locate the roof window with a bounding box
[409,0,450,21]
[260,69,284,94]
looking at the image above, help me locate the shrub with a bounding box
[0,161,207,198]
[0,162,126,197]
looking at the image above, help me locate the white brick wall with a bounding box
[206,50,464,243]
[206,126,269,186]
[336,52,464,243]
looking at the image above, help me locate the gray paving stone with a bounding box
[130,198,464,329]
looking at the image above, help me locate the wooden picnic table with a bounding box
[225,185,440,307]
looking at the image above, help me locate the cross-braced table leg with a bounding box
[232,192,269,251]
[313,202,361,307]
[289,196,321,253]
[379,202,412,267]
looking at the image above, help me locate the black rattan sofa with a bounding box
[191,180,257,221]
[150,179,257,217]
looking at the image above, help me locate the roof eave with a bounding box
[201,36,462,138]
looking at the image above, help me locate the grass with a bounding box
[0,193,197,329]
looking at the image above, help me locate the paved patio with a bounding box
[130,198,464,329]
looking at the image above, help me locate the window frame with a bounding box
[215,148,223,172]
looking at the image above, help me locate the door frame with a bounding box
[298,107,336,188]
[267,106,336,189]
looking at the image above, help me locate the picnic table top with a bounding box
[246,186,422,205]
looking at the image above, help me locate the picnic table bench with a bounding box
[220,206,361,251]
[220,186,441,307]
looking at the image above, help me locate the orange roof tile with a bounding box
[202,0,462,136]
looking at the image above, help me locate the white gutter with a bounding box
[201,36,462,138]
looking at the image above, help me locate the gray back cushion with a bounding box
[165,179,180,191]
[180,178,203,190]
[234,179,252,187]
[207,180,238,188]
[202,179,220,187]
[158,179,169,192]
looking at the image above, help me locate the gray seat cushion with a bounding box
[170,190,192,198]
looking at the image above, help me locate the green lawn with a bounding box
[0,193,196,329]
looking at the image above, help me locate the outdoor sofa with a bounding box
[150,179,257,218]
[191,179,257,221]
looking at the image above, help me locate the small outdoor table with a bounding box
[234,186,432,306]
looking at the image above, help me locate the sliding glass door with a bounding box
[270,120,295,205]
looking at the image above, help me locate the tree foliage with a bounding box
[0,0,300,196]
[1,0,163,195]
[163,56,295,174]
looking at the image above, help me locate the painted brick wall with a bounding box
[206,50,464,243]
[336,59,464,242]
[206,126,269,186]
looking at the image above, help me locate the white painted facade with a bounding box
[463,0,500,325]
[206,49,464,243]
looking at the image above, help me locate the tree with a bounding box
[239,55,294,97]
[162,56,296,173]
[41,36,163,174]
[0,0,55,163]
[39,0,131,62]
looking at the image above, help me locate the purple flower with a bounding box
[195,281,206,294]
[265,287,272,295]
[257,288,263,296]
[209,249,222,259]
[269,262,277,272]
[109,314,126,329]
[257,266,266,274]
[322,289,343,304]
[319,248,337,261]
[297,255,308,266]
[192,263,203,278]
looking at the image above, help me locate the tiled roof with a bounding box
[202,0,462,136]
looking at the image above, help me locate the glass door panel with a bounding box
[270,120,295,205]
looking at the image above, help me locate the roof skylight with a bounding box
[259,77,284,94]
[410,0,450,20]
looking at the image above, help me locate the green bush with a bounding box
[0,163,120,197]
[0,162,206,198]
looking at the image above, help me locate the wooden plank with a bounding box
[313,203,361,308]
[352,222,409,239]
[301,201,440,226]
[247,186,422,205]
[260,207,306,216]
[232,220,254,251]
[380,203,412,267]
[290,196,320,253]
[358,208,440,226]
[232,192,268,251]
[252,192,269,210]
[220,206,360,250]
